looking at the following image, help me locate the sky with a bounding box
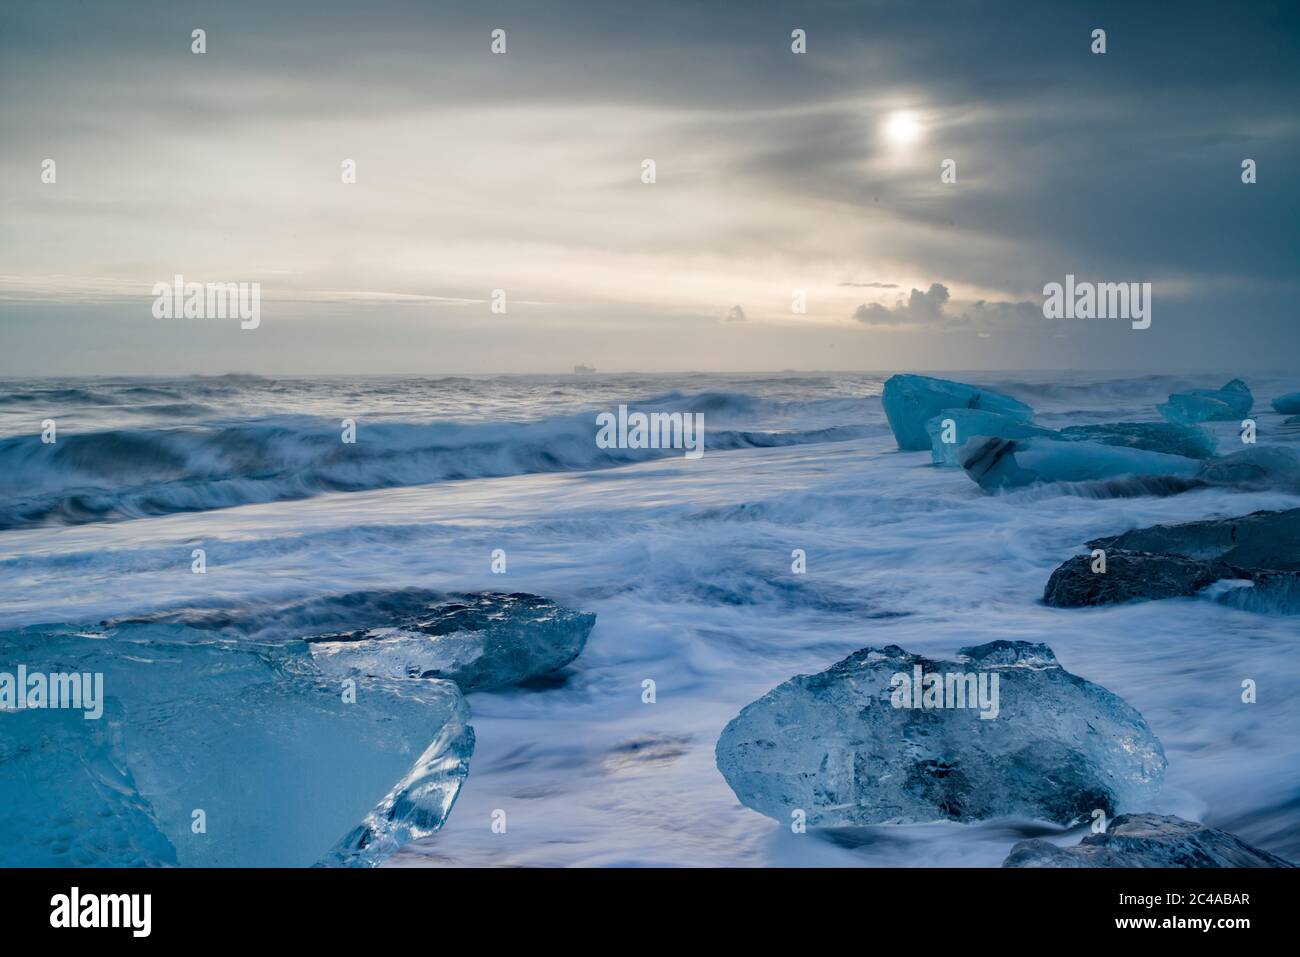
[1,0,1297,375]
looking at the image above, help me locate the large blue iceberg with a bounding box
[1158,379,1253,424]
[0,624,474,867]
[715,640,1166,827]
[882,374,1033,451]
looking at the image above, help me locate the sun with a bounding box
[883,110,922,145]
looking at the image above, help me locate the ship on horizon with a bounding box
[574,364,596,374]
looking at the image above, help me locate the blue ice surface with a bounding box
[882,374,1033,451]
[1272,391,1300,415]
[1057,421,1217,459]
[958,436,1202,491]
[303,592,595,692]
[715,640,1166,828]
[0,624,474,867]
[1158,378,1253,424]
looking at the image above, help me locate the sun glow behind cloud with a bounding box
[882,110,922,145]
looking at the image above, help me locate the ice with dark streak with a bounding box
[958,435,1201,491]
[959,438,1300,495]
[923,409,1054,466]
[924,412,1215,468]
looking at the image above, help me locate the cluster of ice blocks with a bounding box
[883,373,1300,496]
[710,372,1300,867]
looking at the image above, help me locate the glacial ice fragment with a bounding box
[928,416,1216,469]
[1158,378,1253,424]
[958,436,1200,491]
[1272,391,1300,415]
[0,624,474,867]
[958,434,1297,494]
[306,592,595,691]
[924,410,1053,467]
[715,640,1166,827]
[1003,814,1293,867]
[882,374,1033,451]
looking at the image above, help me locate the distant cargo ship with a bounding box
[574,364,596,374]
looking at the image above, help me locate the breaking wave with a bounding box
[0,399,867,529]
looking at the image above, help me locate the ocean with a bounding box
[1,371,1297,866]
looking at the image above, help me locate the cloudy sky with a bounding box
[1,0,1296,374]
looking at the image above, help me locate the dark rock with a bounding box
[1003,814,1294,867]
[1044,508,1300,611]
[1089,508,1300,572]
[1043,551,1247,608]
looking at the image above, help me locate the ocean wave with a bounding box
[0,386,121,407]
[0,404,868,529]
[120,402,216,417]
[634,389,870,422]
